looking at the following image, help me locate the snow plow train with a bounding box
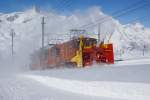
[31,35,114,69]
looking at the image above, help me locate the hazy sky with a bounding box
[0,0,150,27]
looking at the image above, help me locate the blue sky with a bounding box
[0,0,150,27]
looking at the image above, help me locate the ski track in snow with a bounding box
[22,74,150,100]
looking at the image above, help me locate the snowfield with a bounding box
[0,59,150,100]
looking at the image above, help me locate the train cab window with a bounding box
[84,39,90,46]
[84,39,93,47]
[92,40,97,45]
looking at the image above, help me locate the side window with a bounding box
[51,47,60,56]
[84,39,90,46]
[55,48,60,56]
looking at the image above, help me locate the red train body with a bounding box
[31,36,114,69]
[83,43,114,66]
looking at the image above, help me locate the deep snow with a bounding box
[0,59,150,100]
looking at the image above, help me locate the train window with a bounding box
[56,48,60,56]
[93,40,97,45]
[51,47,60,56]
[84,39,88,46]
[84,39,92,46]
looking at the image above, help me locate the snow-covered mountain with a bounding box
[0,6,150,63]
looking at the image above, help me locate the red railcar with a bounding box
[31,36,114,69]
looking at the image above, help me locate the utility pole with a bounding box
[98,23,101,43]
[143,44,146,56]
[10,29,15,56]
[40,17,46,67]
[41,17,45,48]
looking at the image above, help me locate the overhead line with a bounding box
[127,14,150,24]
[55,0,73,13]
[79,0,150,29]
[80,0,144,28]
